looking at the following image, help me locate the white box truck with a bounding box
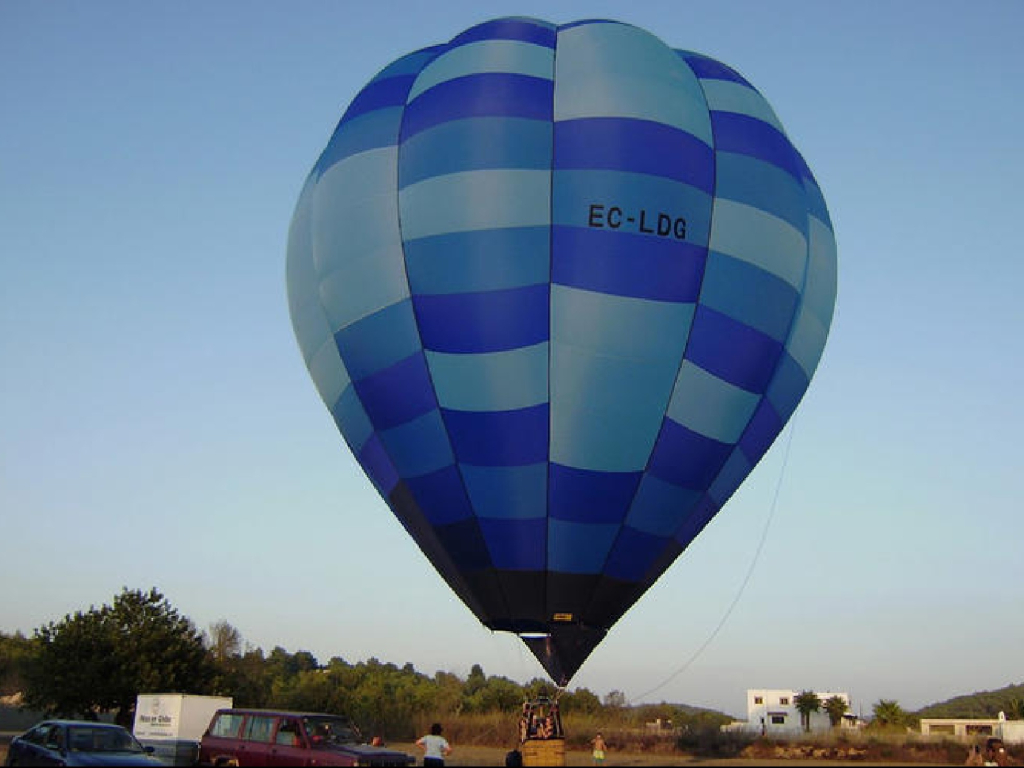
[133,693,233,766]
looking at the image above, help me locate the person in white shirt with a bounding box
[416,722,452,767]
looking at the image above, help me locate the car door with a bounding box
[265,717,309,767]
[236,714,275,766]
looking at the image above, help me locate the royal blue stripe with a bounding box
[434,519,493,570]
[342,75,417,125]
[554,118,714,193]
[649,419,733,490]
[711,112,802,181]
[358,434,399,496]
[685,306,784,394]
[442,404,549,465]
[738,399,783,465]
[549,464,642,524]
[402,74,554,141]
[352,353,436,431]
[478,518,547,570]
[450,18,557,48]
[673,495,719,547]
[413,284,549,353]
[678,51,752,87]
[551,225,705,302]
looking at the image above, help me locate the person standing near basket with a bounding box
[416,722,452,767]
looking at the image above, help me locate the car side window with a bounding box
[210,712,245,738]
[244,715,275,743]
[44,725,64,750]
[275,719,302,746]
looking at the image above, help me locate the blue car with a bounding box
[4,720,164,766]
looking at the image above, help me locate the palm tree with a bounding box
[872,699,907,729]
[794,690,822,732]
[1008,698,1024,720]
[824,695,848,728]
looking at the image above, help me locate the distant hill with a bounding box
[916,683,1024,719]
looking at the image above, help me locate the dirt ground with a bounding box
[0,740,942,767]
[388,742,924,766]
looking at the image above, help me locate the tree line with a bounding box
[0,587,728,740]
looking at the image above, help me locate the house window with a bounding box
[754,697,763,705]
[770,714,786,725]
[779,697,790,705]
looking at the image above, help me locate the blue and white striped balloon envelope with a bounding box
[287,17,837,685]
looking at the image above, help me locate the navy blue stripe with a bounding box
[442,404,549,465]
[413,284,549,353]
[551,226,704,302]
[554,118,714,193]
[352,353,436,431]
[341,75,417,125]
[434,518,493,570]
[604,527,665,582]
[549,464,642,524]
[450,18,557,48]
[678,51,752,87]
[402,74,554,141]
[685,306,783,393]
[649,420,733,490]
[405,465,475,525]
[711,111,802,180]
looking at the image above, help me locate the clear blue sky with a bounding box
[2,0,1022,719]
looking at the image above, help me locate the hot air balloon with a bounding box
[286,17,837,686]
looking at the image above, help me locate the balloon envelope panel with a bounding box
[287,17,836,684]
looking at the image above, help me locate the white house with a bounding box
[742,689,855,735]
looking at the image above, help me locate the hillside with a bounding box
[916,682,1024,719]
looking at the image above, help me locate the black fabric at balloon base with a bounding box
[521,625,607,687]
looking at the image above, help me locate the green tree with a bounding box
[0,631,36,696]
[824,695,849,728]
[23,587,214,725]
[794,690,822,732]
[871,699,908,729]
[1008,698,1024,720]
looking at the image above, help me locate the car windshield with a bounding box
[301,716,361,745]
[67,726,144,753]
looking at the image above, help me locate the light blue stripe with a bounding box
[318,246,409,333]
[551,284,694,361]
[548,518,620,574]
[709,199,807,289]
[404,227,550,294]
[462,463,547,519]
[312,190,400,276]
[399,169,551,240]
[550,342,676,417]
[290,299,332,365]
[550,340,674,470]
[334,385,373,453]
[308,339,350,412]
[785,305,828,379]
[802,216,838,328]
[408,40,554,101]
[552,169,712,244]
[425,343,548,411]
[700,251,798,342]
[667,361,759,443]
[714,152,808,234]
[554,23,712,145]
[286,178,326,362]
[700,79,784,133]
[399,117,552,188]
[317,107,404,174]
[315,147,396,208]
[379,409,453,477]
[550,397,661,471]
